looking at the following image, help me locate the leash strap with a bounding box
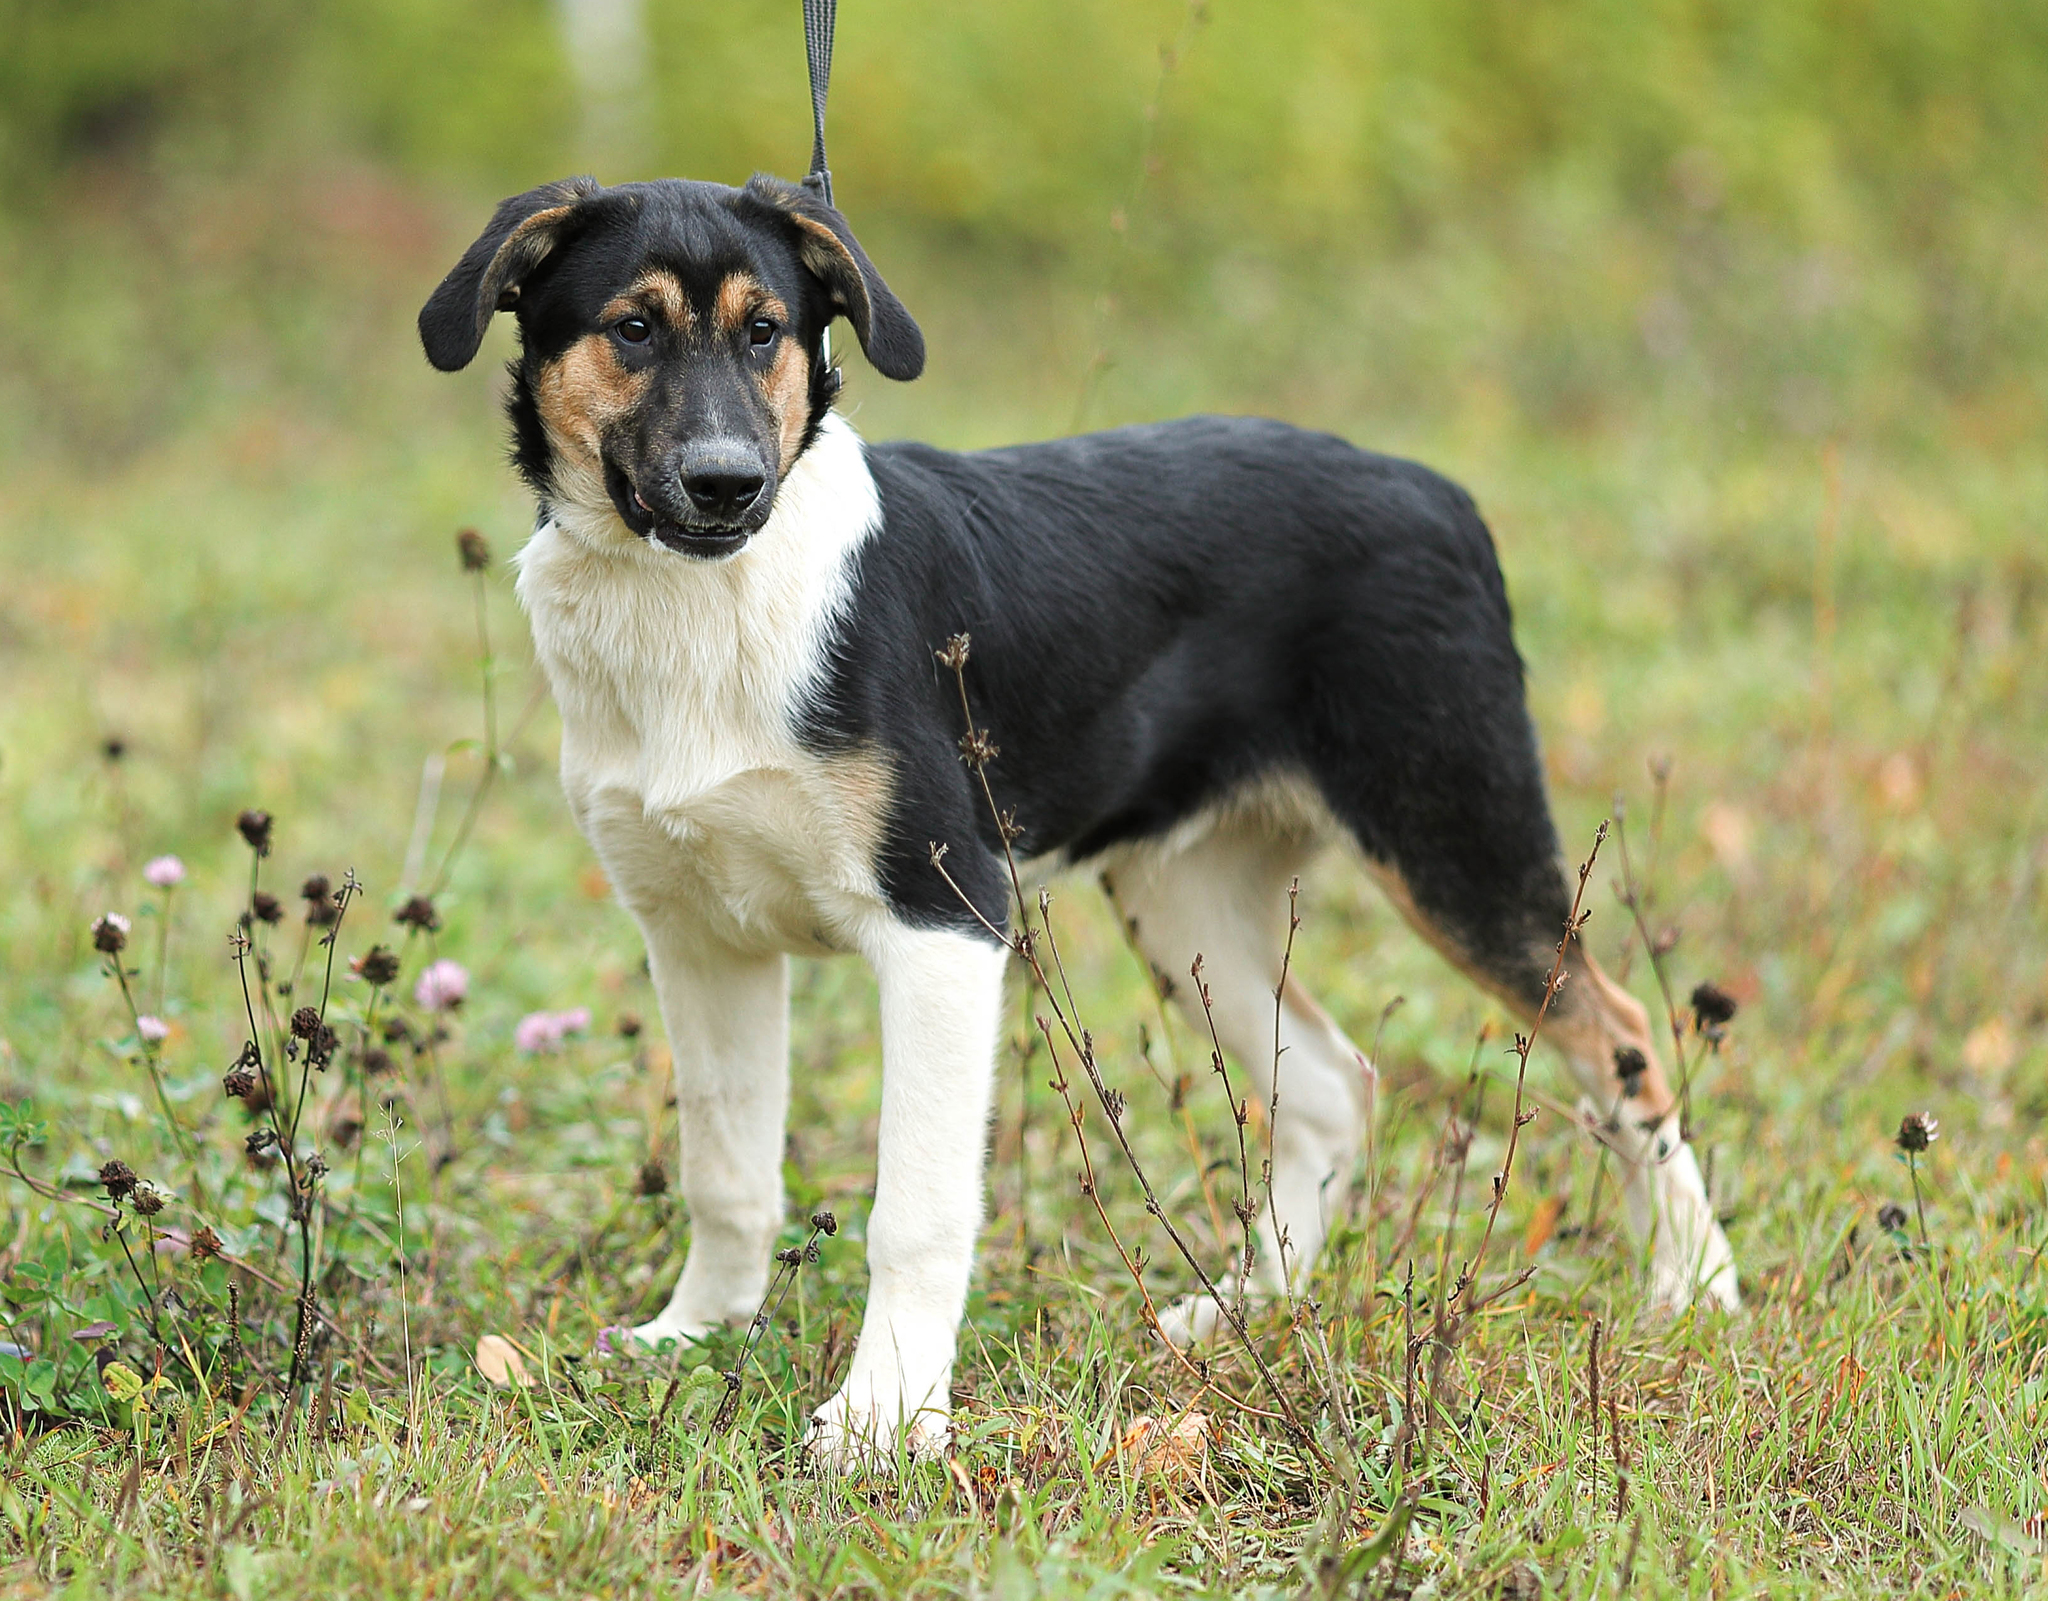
[802,0,836,207]
[801,0,839,378]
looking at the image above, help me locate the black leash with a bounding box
[800,0,838,375]
[801,0,837,209]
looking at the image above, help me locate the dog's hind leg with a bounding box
[1105,816,1372,1347]
[1522,943,1740,1316]
[1344,807,1739,1315]
[628,925,791,1349]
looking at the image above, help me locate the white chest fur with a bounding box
[513,415,892,955]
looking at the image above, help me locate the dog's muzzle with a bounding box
[606,446,773,558]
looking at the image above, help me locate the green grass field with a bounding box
[4,6,2048,1593]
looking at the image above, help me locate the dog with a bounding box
[419,173,1740,1466]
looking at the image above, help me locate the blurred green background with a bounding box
[6,0,2047,456]
[1,0,2043,1141]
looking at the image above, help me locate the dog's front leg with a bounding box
[811,924,1006,1470]
[629,925,791,1349]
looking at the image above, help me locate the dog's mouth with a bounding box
[604,458,760,558]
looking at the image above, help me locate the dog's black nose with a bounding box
[682,469,765,519]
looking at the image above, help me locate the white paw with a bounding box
[1649,1229,1741,1316]
[626,1312,716,1353]
[808,1375,951,1472]
[1642,1128,1741,1315]
[1153,1277,1238,1349]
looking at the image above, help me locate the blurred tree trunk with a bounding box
[555,0,651,178]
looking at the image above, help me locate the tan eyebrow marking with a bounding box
[714,272,785,336]
[600,269,693,331]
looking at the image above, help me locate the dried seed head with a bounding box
[1895,1112,1938,1154]
[776,1247,803,1266]
[302,875,338,925]
[250,891,283,925]
[1689,981,1738,1030]
[131,1183,165,1216]
[457,528,491,572]
[635,1158,669,1197]
[1612,1045,1648,1097]
[359,1046,394,1078]
[1876,1201,1909,1232]
[303,1152,329,1180]
[245,1128,277,1154]
[91,912,130,954]
[809,1209,838,1237]
[394,895,442,934]
[934,633,971,671]
[616,1011,643,1040]
[236,809,274,855]
[99,1159,137,1201]
[101,736,127,761]
[290,1006,321,1040]
[222,1064,258,1099]
[189,1225,224,1260]
[354,945,402,987]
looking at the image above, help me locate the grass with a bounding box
[1,165,2046,1599]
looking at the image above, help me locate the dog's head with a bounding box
[419,175,923,558]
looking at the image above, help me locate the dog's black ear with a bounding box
[741,175,924,381]
[419,177,603,372]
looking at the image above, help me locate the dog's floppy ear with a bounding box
[419,176,603,372]
[741,175,925,381]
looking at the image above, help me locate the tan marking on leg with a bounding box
[1363,857,1676,1110]
[1552,954,1677,1119]
[1360,860,1522,1002]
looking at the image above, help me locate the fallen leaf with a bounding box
[1702,801,1752,874]
[1962,1503,2047,1555]
[101,1362,145,1403]
[1962,1016,2015,1077]
[474,1334,534,1388]
[1877,751,1921,811]
[1107,1411,1209,1481]
[1523,1194,1565,1256]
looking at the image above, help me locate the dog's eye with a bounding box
[748,319,778,348]
[615,317,652,345]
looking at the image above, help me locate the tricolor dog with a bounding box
[419,174,1740,1466]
